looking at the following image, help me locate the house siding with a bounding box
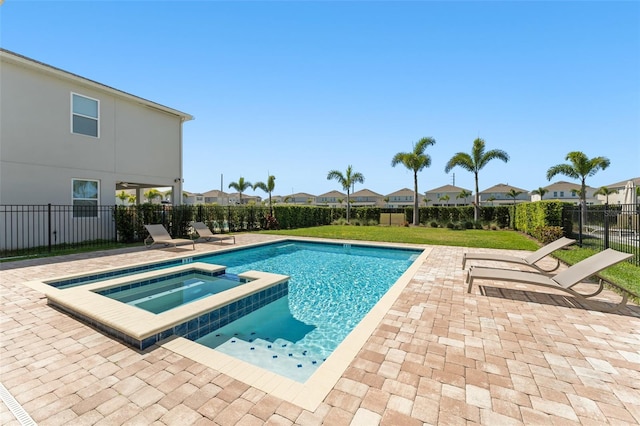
[0,50,190,206]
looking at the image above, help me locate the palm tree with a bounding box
[531,187,549,200]
[507,189,523,204]
[391,137,436,226]
[423,197,431,206]
[546,151,610,224]
[327,165,365,223]
[144,189,163,203]
[445,138,510,221]
[127,194,136,204]
[253,175,276,216]
[228,177,252,205]
[457,189,472,206]
[594,186,616,205]
[116,191,128,205]
[439,194,450,206]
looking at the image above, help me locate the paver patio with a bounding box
[1,234,639,425]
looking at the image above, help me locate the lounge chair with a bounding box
[466,248,633,312]
[191,221,235,244]
[462,237,576,273]
[144,224,195,250]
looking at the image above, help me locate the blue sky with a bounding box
[2,1,639,197]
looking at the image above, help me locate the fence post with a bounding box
[113,205,118,243]
[578,204,583,247]
[604,203,609,249]
[47,203,52,252]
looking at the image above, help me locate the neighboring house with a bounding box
[0,49,193,208]
[535,181,598,205]
[595,177,640,205]
[386,188,415,208]
[424,185,473,207]
[228,192,262,205]
[479,183,530,205]
[202,190,230,205]
[316,190,346,207]
[183,191,205,205]
[351,189,384,207]
[279,192,316,205]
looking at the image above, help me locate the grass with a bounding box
[260,225,541,250]
[261,225,640,303]
[4,224,638,304]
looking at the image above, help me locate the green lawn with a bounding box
[260,225,540,250]
[261,225,640,302]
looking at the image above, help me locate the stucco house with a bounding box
[0,49,193,208]
[316,190,346,207]
[351,189,384,207]
[594,177,640,205]
[424,184,473,207]
[532,181,597,205]
[479,183,530,206]
[385,188,415,208]
[202,190,230,205]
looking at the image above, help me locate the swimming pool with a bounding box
[33,239,424,389]
[97,272,247,314]
[192,241,420,381]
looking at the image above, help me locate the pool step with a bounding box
[198,332,324,381]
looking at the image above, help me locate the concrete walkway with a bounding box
[1,234,639,425]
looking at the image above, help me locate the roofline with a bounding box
[0,48,194,122]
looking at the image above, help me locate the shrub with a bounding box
[446,222,455,229]
[532,226,564,244]
[430,221,438,228]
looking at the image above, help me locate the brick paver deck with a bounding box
[1,234,639,425]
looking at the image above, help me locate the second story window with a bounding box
[71,93,99,137]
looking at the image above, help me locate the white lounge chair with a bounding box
[144,224,195,250]
[191,221,235,244]
[462,237,575,273]
[466,248,633,312]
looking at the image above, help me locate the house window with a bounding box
[560,191,565,197]
[71,93,99,137]
[553,191,558,197]
[72,179,99,217]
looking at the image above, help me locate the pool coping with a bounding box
[24,263,290,342]
[22,237,431,412]
[162,243,432,411]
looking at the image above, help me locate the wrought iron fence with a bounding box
[1,204,118,258]
[566,203,640,266]
[0,203,335,258]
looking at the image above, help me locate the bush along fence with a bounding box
[2,201,637,265]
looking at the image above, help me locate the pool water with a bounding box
[100,273,244,314]
[193,242,420,382]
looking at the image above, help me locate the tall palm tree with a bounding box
[327,165,365,223]
[228,177,252,205]
[531,187,549,200]
[253,175,276,216]
[457,189,472,206]
[594,186,616,204]
[546,151,610,224]
[391,137,436,226]
[445,138,510,221]
[439,194,450,206]
[507,189,523,205]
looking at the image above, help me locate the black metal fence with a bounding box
[1,204,117,258]
[0,203,338,258]
[566,204,640,266]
